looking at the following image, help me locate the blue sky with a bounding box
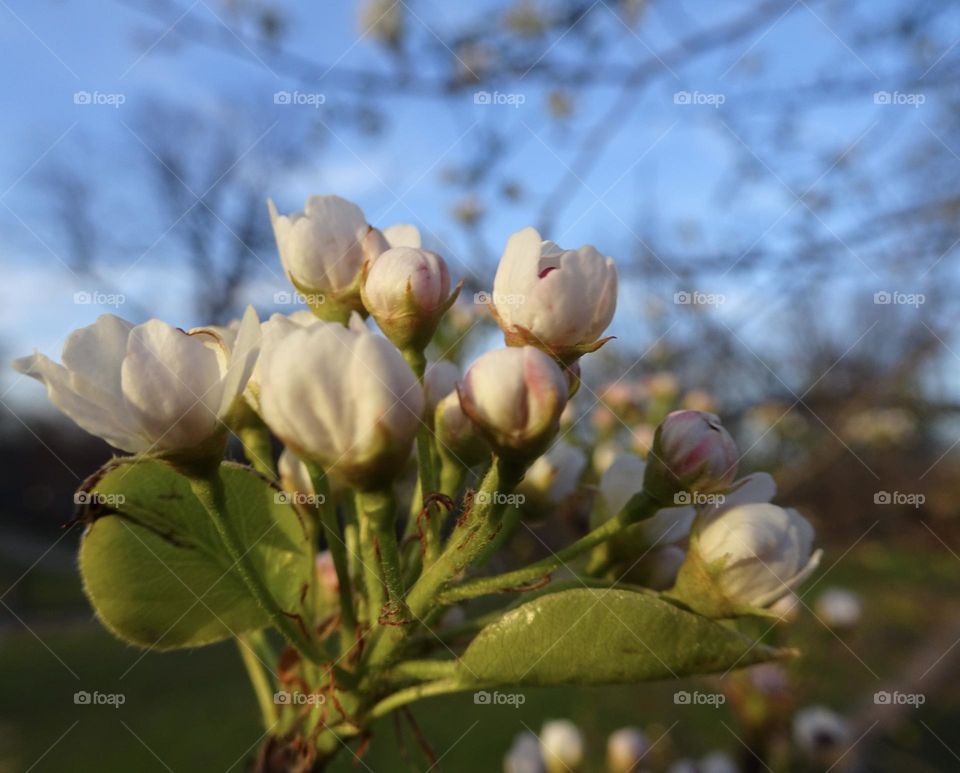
[0,0,941,407]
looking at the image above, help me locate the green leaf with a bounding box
[78,459,314,650]
[457,588,788,686]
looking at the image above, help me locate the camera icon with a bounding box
[274,491,293,505]
[474,691,492,704]
[874,690,891,704]
[474,91,491,105]
[673,91,692,105]
[73,91,92,105]
[673,492,692,505]
[674,691,691,705]
[73,491,92,506]
[873,291,891,304]
[874,491,891,505]
[473,291,491,305]
[273,290,292,304]
[873,91,891,105]
[674,291,692,305]
[274,691,291,704]
[273,91,292,105]
[74,690,92,705]
[73,291,92,304]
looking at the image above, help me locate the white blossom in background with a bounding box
[424,359,460,414]
[13,307,260,457]
[814,587,862,628]
[491,226,617,361]
[518,439,587,506]
[258,319,423,489]
[540,719,584,773]
[606,727,649,773]
[793,705,850,762]
[700,750,739,773]
[504,732,545,773]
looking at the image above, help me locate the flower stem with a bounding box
[187,471,324,664]
[357,489,410,624]
[236,631,277,729]
[304,462,357,657]
[437,490,661,605]
[238,420,275,478]
[357,509,384,628]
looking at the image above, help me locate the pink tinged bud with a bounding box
[644,410,738,502]
[458,346,568,461]
[361,246,460,350]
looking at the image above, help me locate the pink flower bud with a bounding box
[644,410,738,502]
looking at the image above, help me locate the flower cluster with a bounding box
[12,192,823,766]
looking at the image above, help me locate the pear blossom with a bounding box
[518,439,587,506]
[540,719,584,773]
[459,346,568,460]
[606,727,649,773]
[258,320,423,490]
[814,587,862,628]
[700,750,739,773]
[434,391,490,467]
[268,195,388,320]
[504,732,545,773]
[644,410,738,503]
[642,545,687,590]
[491,226,617,361]
[362,246,458,349]
[695,503,822,608]
[793,706,849,762]
[13,307,260,459]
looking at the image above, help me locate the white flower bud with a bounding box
[696,504,822,608]
[13,307,260,463]
[540,719,584,773]
[268,195,388,321]
[492,226,617,362]
[258,320,423,490]
[814,587,862,628]
[361,246,459,350]
[518,439,587,507]
[700,750,739,773]
[769,590,801,623]
[434,391,490,467]
[459,346,568,460]
[504,732,545,773]
[606,727,649,773]
[645,410,738,503]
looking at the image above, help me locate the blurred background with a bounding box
[2,0,960,770]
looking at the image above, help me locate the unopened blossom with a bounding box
[504,732,545,773]
[540,720,584,773]
[769,591,802,623]
[361,246,459,350]
[815,587,862,628]
[268,195,388,321]
[695,503,822,608]
[315,550,340,606]
[491,226,617,362]
[644,410,738,503]
[459,346,568,460]
[434,391,490,467]
[518,439,587,507]
[699,750,739,773]
[13,307,260,462]
[606,727,649,773]
[258,320,423,490]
